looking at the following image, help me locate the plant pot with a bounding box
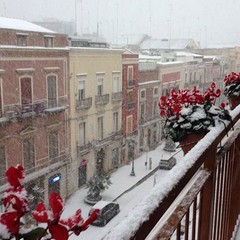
[179,132,206,155]
[229,95,240,110]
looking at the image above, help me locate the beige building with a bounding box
[68,47,123,193]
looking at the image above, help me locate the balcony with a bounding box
[128,79,135,88]
[92,131,123,149]
[95,94,110,105]
[76,97,92,110]
[127,102,135,110]
[45,96,68,113]
[77,142,92,157]
[112,91,123,102]
[105,108,240,240]
[139,114,160,125]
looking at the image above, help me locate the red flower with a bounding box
[80,209,99,231]
[32,192,64,223]
[3,191,28,216]
[32,203,49,223]
[6,165,24,189]
[49,224,69,240]
[0,211,20,236]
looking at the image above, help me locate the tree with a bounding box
[85,169,112,204]
[164,137,176,152]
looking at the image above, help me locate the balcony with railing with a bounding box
[128,79,135,88]
[105,108,240,240]
[77,142,92,157]
[128,102,135,110]
[45,96,68,113]
[92,130,123,149]
[75,97,92,110]
[112,91,123,102]
[95,94,110,105]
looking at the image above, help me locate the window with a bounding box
[97,75,104,96]
[185,73,188,82]
[126,115,133,135]
[128,90,133,102]
[140,89,146,99]
[49,131,59,163]
[112,148,119,168]
[47,75,57,108]
[77,75,86,100]
[194,72,196,81]
[127,66,133,81]
[44,36,54,47]
[113,112,118,132]
[17,34,27,46]
[140,103,145,119]
[112,73,120,93]
[0,146,6,185]
[23,137,35,174]
[153,87,158,96]
[190,72,192,82]
[79,122,86,146]
[98,116,103,139]
[152,100,158,116]
[20,77,32,110]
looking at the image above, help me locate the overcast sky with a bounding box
[0,0,240,47]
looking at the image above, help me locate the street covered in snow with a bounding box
[62,143,183,240]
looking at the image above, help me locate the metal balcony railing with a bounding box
[112,91,123,102]
[95,94,110,105]
[128,80,135,88]
[76,97,92,110]
[45,96,68,112]
[106,109,240,240]
[77,142,92,157]
[127,102,135,110]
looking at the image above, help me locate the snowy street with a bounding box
[62,143,183,240]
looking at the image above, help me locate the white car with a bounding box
[89,200,120,227]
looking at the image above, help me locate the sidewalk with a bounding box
[62,143,183,220]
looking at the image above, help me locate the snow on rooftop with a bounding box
[0,17,55,34]
[175,51,202,57]
[140,38,197,50]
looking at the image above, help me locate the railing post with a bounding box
[198,144,217,240]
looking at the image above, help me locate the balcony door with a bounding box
[47,75,57,108]
[20,77,32,112]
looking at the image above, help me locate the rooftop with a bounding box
[0,17,54,33]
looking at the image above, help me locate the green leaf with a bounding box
[20,227,46,240]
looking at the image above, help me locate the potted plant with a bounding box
[224,72,240,109]
[158,83,231,154]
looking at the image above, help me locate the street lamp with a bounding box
[128,139,135,176]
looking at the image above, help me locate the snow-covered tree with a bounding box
[85,169,112,204]
[164,137,176,152]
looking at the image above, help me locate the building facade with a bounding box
[69,46,123,193]
[138,62,162,150]
[0,18,70,208]
[122,52,139,164]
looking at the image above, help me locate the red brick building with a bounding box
[122,51,139,163]
[0,17,70,207]
[138,62,162,150]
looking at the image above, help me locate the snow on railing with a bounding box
[104,105,240,240]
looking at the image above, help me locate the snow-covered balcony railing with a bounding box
[45,96,68,113]
[112,91,123,102]
[95,94,110,105]
[105,107,240,240]
[75,97,92,110]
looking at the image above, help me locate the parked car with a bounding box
[159,157,176,170]
[88,200,120,226]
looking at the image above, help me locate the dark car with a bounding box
[89,200,120,227]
